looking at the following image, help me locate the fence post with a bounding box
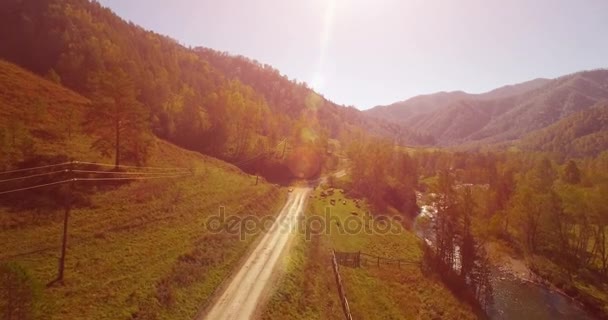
[332,250,354,320]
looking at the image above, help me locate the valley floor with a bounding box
[261,187,477,320]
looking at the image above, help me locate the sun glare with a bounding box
[311,0,337,91]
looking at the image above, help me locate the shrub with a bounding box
[0,263,40,320]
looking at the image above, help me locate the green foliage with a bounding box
[0,263,40,320]
[562,160,581,184]
[85,65,151,165]
[264,187,476,320]
[520,102,608,158]
[345,132,418,215]
[0,0,279,166]
[196,48,435,146]
[411,147,608,317]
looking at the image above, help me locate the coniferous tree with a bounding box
[86,66,150,167]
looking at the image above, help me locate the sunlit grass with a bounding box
[263,186,476,319]
[0,140,287,319]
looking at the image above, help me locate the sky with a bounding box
[98,0,608,110]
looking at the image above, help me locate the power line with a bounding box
[233,151,269,167]
[0,179,73,196]
[71,170,189,176]
[232,139,287,167]
[73,161,189,171]
[74,175,187,182]
[0,174,188,196]
[0,158,191,285]
[0,162,71,176]
[0,169,69,184]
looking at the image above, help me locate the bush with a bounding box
[0,263,40,320]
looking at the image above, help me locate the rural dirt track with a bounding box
[201,187,311,320]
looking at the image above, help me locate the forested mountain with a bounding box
[0,0,269,164]
[366,78,550,124]
[193,48,433,144]
[366,71,608,148]
[519,101,608,158]
[0,0,432,174]
[366,91,471,126]
[477,78,551,100]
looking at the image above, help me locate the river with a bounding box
[414,203,595,320]
[489,271,594,320]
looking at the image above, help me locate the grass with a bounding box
[262,186,476,319]
[0,60,289,319]
[262,222,343,319]
[0,139,287,319]
[0,59,98,167]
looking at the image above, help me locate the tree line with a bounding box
[412,149,608,317]
[341,133,608,316]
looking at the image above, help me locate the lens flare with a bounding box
[287,146,321,179]
[305,92,323,110]
[311,0,337,91]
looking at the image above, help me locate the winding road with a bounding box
[201,187,311,320]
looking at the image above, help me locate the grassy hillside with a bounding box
[262,186,476,320]
[0,59,287,319]
[0,59,96,167]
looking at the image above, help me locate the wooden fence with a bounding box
[331,250,354,320]
[334,250,419,269]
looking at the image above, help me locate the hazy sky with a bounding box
[98,0,608,109]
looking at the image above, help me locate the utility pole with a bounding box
[281,140,287,159]
[115,119,121,170]
[49,161,74,286]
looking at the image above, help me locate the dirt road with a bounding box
[201,187,311,320]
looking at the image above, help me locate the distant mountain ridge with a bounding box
[365,70,608,154]
[366,77,551,123]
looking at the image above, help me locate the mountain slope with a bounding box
[476,78,551,100]
[0,0,432,171]
[194,48,434,145]
[367,70,608,147]
[465,70,608,145]
[365,91,470,125]
[519,100,608,158]
[366,78,550,124]
[0,57,286,320]
[0,59,93,167]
